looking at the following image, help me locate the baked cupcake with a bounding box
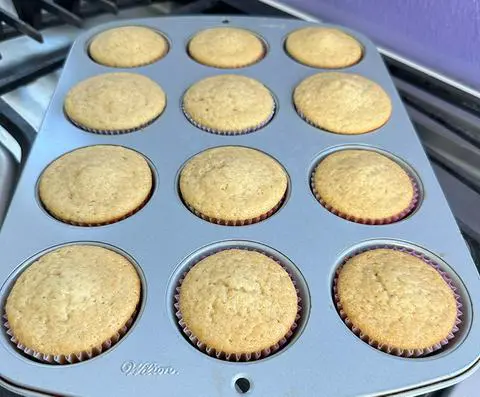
[311,149,417,224]
[285,27,362,68]
[38,145,153,226]
[183,74,275,134]
[64,72,166,133]
[335,248,461,356]
[179,146,287,225]
[89,26,168,67]
[294,72,392,134]
[188,27,265,68]
[176,249,299,361]
[4,245,141,364]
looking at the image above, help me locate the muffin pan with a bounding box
[0,16,479,397]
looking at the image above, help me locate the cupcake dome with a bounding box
[336,248,459,353]
[64,72,166,133]
[89,26,168,67]
[178,249,298,358]
[5,245,141,363]
[188,27,264,68]
[285,27,362,68]
[39,145,152,226]
[183,74,274,134]
[311,149,416,223]
[179,146,287,225]
[294,72,392,134]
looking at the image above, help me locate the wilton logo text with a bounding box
[121,361,179,376]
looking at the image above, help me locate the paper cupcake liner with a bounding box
[295,108,326,131]
[2,310,137,364]
[188,41,266,69]
[295,108,387,135]
[42,188,153,227]
[311,168,419,225]
[65,111,161,135]
[183,191,286,226]
[182,102,275,135]
[195,53,266,69]
[333,245,463,358]
[174,247,302,362]
[89,46,169,69]
[89,54,168,69]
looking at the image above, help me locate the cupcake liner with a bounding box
[183,191,286,226]
[188,41,267,70]
[43,188,153,227]
[174,247,302,362]
[182,102,275,135]
[310,167,419,225]
[333,245,463,358]
[295,108,321,130]
[296,108,341,133]
[65,111,161,135]
[295,107,387,135]
[2,310,137,364]
[89,52,168,69]
[193,53,267,69]
[89,46,169,69]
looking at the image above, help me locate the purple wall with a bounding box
[281,0,480,90]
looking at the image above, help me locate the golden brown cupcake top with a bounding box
[183,74,274,134]
[286,27,362,68]
[337,249,458,350]
[188,27,264,68]
[179,146,287,224]
[5,245,141,357]
[39,145,152,225]
[294,72,392,134]
[89,26,168,67]
[179,249,298,354]
[312,150,414,221]
[64,72,166,132]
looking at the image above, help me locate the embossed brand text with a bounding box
[121,361,179,376]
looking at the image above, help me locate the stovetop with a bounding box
[0,1,479,396]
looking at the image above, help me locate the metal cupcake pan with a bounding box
[0,15,478,397]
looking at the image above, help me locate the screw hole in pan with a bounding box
[233,375,252,394]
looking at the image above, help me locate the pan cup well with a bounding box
[35,145,157,227]
[86,25,171,68]
[176,146,290,226]
[186,27,269,69]
[0,242,146,365]
[331,240,471,359]
[168,240,310,362]
[309,145,423,225]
